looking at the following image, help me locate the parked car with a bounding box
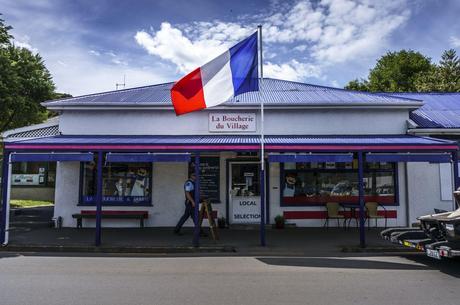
[381,190,460,259]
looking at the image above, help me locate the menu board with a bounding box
[191,157,221,203]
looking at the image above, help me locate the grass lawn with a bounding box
[10,200,54,208]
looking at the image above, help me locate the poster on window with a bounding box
[82,161,152,205]
[12,174,41,185]
[231,197,261,224]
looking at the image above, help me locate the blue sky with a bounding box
[2,0,460,96]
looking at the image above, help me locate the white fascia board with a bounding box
[408,128,460,135]
[45,103,423,111]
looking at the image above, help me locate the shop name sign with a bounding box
[209,113,256,132]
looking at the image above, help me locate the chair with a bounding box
[324,202,345,229]
[365,202,387,229]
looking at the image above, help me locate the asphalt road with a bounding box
[0,253,459,305]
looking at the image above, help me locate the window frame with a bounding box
[11,161,56,188]
[78,159,154,207]
[280,161,399,207]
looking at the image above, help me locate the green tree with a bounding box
[415,49,460,92]
[0,15,12,45]
[344,78,369,91]
[0,17,55,132]
[345,50,433,92]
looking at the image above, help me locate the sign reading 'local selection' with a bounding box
[209,113,256,132]
[231,196,261,224]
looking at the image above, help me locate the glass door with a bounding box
[229,162,261,224]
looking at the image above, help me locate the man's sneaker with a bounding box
[173,230,184,236]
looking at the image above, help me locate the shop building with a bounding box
[389,92,460,220]
[1,117,59,201]
[1,79,459,245]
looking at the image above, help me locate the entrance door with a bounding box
[229,162,261,224]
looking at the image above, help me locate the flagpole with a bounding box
[258,24,266,247]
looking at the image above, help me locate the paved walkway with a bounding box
[5,226,403,256]
[2,206,410,255]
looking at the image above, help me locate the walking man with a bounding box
[174,173,198,235]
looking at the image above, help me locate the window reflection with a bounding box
[282,161,396,205]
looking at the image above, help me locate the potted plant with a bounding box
[218,216,227,229]
[274,215,285,229]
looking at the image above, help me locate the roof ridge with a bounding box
[389,92,460,95]
[43,82,175,104]
[264,78,422,102]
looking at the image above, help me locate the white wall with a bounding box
[53,156,441,228]
[406,162,456,224]
[59,108,409,136]
[54,161,80,227]
[54,156,230,228]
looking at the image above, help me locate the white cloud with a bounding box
[294,45,308,52]
[45,47,173,95]
[13,35,39,53]
[135,0,410,81]
[135,22,252,73]
[450,36,460,48]
[2,0,175,96]
[89,50,101,56]
[264,60,322,81]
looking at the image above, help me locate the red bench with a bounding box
[72,210,149,228]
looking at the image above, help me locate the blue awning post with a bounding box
[260,166,266,246]
[1,151,10,245]
[193,153,200,247]
[95,151,103,246]
[358,152,366,248]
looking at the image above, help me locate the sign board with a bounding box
[231,196,261,224]
[191,157,220,203]
[208,113,256,132]
[12,174,42,186]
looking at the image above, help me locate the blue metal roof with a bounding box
[42,78,421,108]
[6,134,455,146]
[387,93,460,128]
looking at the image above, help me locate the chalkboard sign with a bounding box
[191,157,220,203]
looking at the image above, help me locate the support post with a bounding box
[1,151,10,245]
[452,151,459,191]
[452,151,459,209]
[358,152,366,248]
[258,24,266,247]
[95,151,103,246]
[193,153,200,247]
[260,166,266,246]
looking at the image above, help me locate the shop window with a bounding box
[81,157,152,206]
[231,163,260,197]
[281,161,396,206]
[11,162,54,187]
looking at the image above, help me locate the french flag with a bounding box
[171,32,259,115]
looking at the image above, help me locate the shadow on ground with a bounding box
[257,257,431,270]
[403,255,460,278]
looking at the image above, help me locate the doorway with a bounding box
[228,161,262,224]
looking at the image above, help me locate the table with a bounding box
[340,204,362,229]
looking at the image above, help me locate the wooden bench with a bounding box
[72,210,149,228]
